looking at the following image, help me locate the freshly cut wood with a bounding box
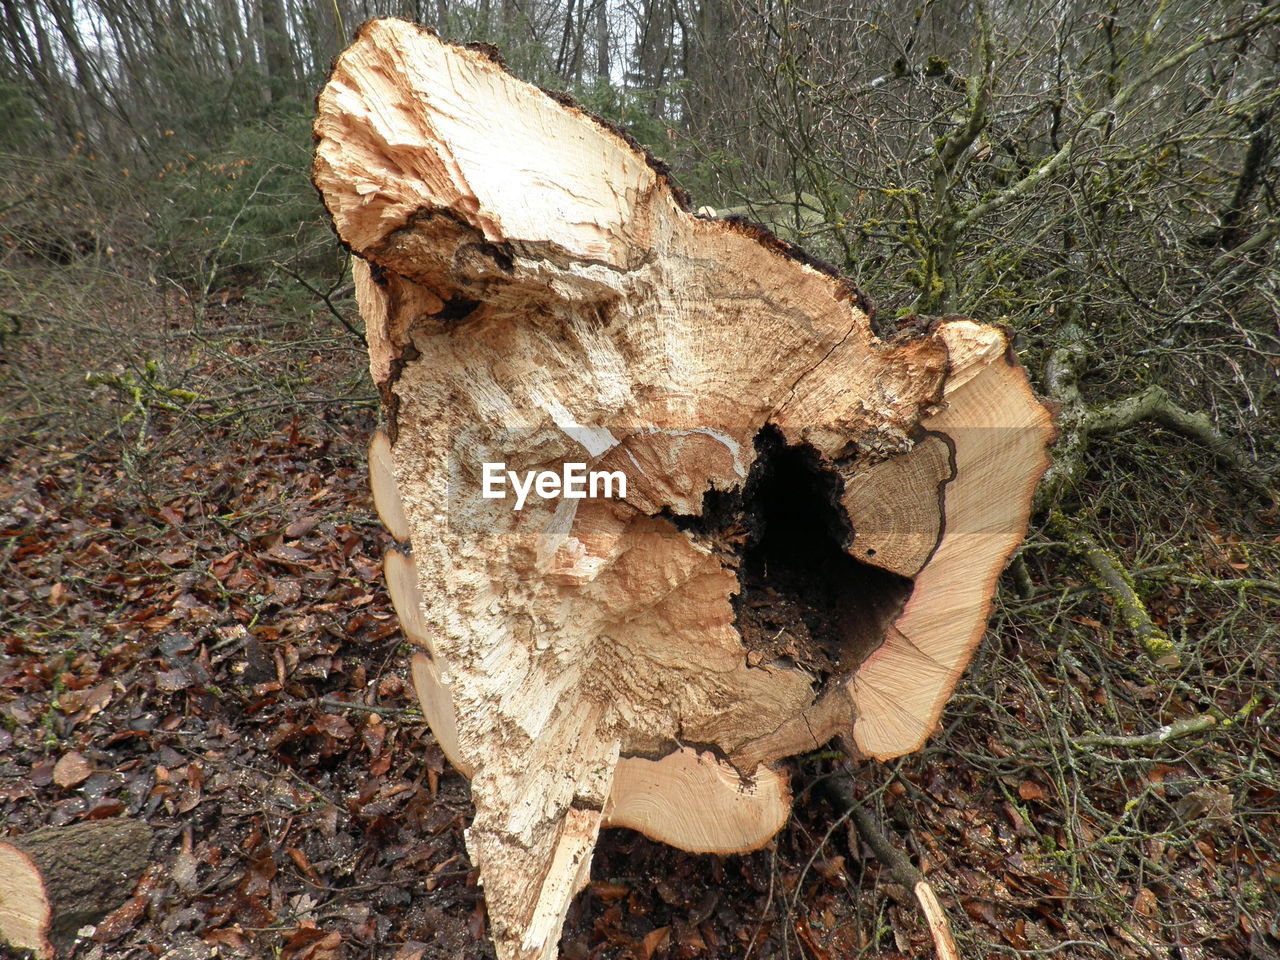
[383,547,431,652]
[369,428,411,542]
[315,19,1054,960]
[846,322,1057,759]
[604,748,790,853]
[0,819,153,958]
[412,650,788,850]
[410,652,469,775]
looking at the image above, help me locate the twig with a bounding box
[274,260,368,347]
[826,773,961,960]
[1074,714,1216,748]
[316,696,421,717]
[1170,575,1280,594]
[1016,714,1217,751]
[955,1,1280,233]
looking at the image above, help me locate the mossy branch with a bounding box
[1072,714,1215,749]
[1050,514,1181,668]
[1015,714,1217,751]
[1086,385,1276,501]
[1037,325,1273,510]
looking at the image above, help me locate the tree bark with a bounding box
[0,819,153,959]
[314,19,1055,960]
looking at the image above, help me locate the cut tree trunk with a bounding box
[0,819,153,958]
[315,19,1055,960]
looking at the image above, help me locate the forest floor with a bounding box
[2,250,1278,960]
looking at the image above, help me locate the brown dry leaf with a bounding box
[286,517,318,539]
[226,566,258,591]
[308,931,343,960]
[271,577,303,605]
[1133,887,1158,921]
[172,850,199,894]
[53,749,93,788]
[155,668,192,692]
[288,846,319,879]
[791,916,828,960]
[638,926,670,960]
[87,799,125,819]
[963,897,998,926]
[81,679,116,717]
[1175,785,1233,822]
[269,543,313,564]
[310,714,355,740]
[1018,781,1047,801]
[175,784,202,814]
[591,881,630,901]
[92,894,147,943]
[0,780,33,800]
[1003,802,1035,838]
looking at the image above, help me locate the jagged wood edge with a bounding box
[320,20,1049,957]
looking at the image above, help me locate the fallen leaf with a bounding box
[1133,887,1158,920]
[1018,781,1047,801]
[93,894,147,942]
[53,750,93,788]
[590,881,629,901]
[285,517,318,538]
[639,926,670,960]
[156,667,193,692]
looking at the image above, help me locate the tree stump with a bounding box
[314,19,1055,960]
[0,819,153,958]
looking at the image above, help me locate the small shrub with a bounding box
[149,108,337,289]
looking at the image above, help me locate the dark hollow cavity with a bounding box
[672,425,914,686]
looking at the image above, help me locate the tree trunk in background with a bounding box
[214,0,249,73]
[593,0,607,79]
[315,20,1054,960]
[634,0,672,116]
[257,0,293,102]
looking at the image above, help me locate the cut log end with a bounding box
[369,428,411,542]
[0,819,153,959]
[318,19,1054,960]
[604,748,790,854]
[0,842,51,958]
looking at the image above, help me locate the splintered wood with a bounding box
[314,19,1054,960]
